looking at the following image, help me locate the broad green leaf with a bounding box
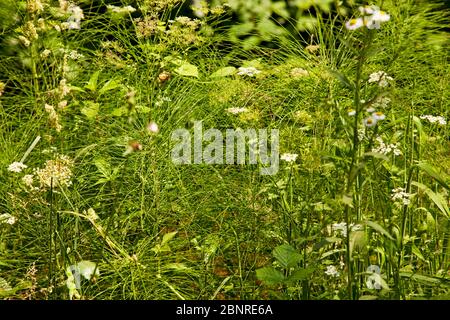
[272,244,302,269]
[256,267,285,285]
[135,105,151,113]
[111,107,127,117]
[400,272,442,286]
[81,101,99,120]
[93,158,111,179]
[99,79,122,95]
[417,162,450,190]
[287,268,315,282]
[210,67,236,78]
[328,69,354,90]
[85,71,100,92]
[174,63,199,78]
[161,231,178,246]
[365,221,394,240]
[412,181,449,218]
[411,244,426,262]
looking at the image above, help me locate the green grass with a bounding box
[0,0,449,300]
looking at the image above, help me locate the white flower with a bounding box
[372,112,386,121]
[391,187,412,206]
[146,121,159,134]
[22,174,34,187]
[372,136,402,156]
[420,115,446,126]
[345,18,364,30]
[237,67,261,77]
[364,116,377,127]
[8,162,27,173]
[226,107,248,114]
[107,5,137,14]
[332,222,363,237]
[0,213,16,225]
[41,49,52,59]
[280,153,298,163]
[325,265,340,277]
[67,5,84,30]
[366,10,390,30]
[348,109,356,116]
[372,96,391,109]
[368,71,393,87]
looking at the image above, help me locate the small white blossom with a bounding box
[372,97,391,109]
[364,116,377,127]
[372,136,402,156]
[348,109,356,116]
[391,187,412,206]
[0,213,16,225]
[107,5,137,14]
[67,5,84,30]
[332,222,363,237]
[8,162,27,173]
[146,121,159,134]
[280,153,298,163]
[226,107,248,114]
[372,112,386,121]
[325,265,340,277]
[237,67,261,77]
[345,18,364,30]
[365,10,390,30]
[368,71,393,87]
[420,115,446,126]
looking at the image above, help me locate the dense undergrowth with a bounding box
[0,0,449,300]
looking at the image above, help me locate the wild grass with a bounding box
[0,0,449,300]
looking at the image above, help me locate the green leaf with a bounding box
[161,231,177,246]
[328,69,354,90]
[417,162,450,190]
[272,244,302,269]
[210,67,236,78]
[81,101,99,120]
[94,158,111,179]
[287,268,315,282]
[365,221,394,240]
[174,63,199,78]
[412,181,449,218]
[400,272,442,286]
[111,107,127,117]
[99,79,122,95]
[256,267,285,285]
[85,71,100,92]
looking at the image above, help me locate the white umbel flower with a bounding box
[368,71,393,87]
[0,213,16,225]
[325,265,340,277]
[226,107,248,114]
[8,162,27,173]
[391,187,412,206]
[280,153,298,163]
[420,115,447,126]
[237,67,261,77]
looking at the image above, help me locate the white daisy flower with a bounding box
[372,112,386,121]
[345,18,364,30]
[364,116,377,127]
[348,109,356,116]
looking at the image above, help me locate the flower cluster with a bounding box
[0,213,16,225]
[372,136,402,156]
[420,115,446,126]
[368,71,394,87]
[332,222,363,237]
[280,153,298,163]
[237,67,261,77]
[66,4,84,30]
[345,6,390,30]
[107,5,137,14]
[325,265,340,277]
[45,104,62,132]
[226,107,248,114]
[391,187,412,206]
[33,155,74,189]
[8,162,27,173]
